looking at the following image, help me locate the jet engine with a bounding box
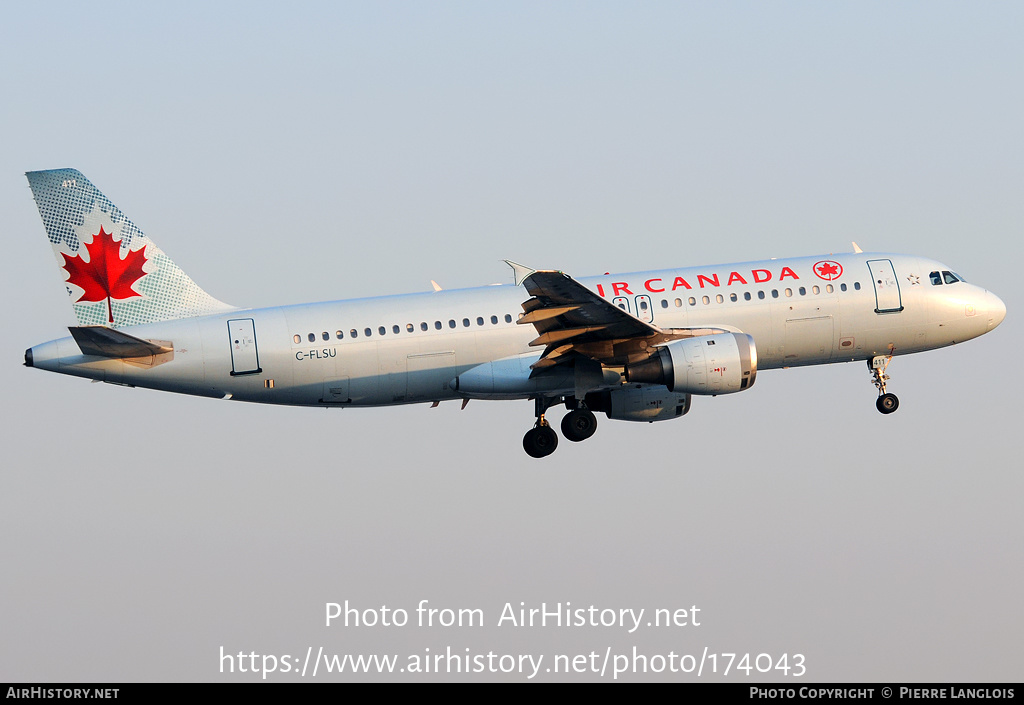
[625,332,757,395]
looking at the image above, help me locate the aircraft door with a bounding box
[784,315,835,363]
[867,259,903,313]
[612,296,631,314]
[228,318,262,375]
[407,350,457,401]
[635,295,654,323]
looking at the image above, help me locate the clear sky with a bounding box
[1,1,1021,682]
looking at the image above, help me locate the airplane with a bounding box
[23,168,1006,458]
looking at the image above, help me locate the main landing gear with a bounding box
[522,422,558,458]
[561,406,598,442]
[869,354,899,415]
[522,397,598,458]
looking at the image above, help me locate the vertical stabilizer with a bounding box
[27,168,233,327]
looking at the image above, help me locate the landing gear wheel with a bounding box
[523,425,559,458]
[876,393,899,414]
[561,409,598,442]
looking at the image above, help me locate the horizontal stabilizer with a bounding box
[69,326,172,359]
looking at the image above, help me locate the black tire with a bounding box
[876,393,899,414]
[561,409,598,442]
[523,425,559,458]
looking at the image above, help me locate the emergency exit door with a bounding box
[635,295,654,323]
[228,318,262,375]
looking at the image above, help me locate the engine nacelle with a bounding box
[584,386,691,422]
[626,332,757,395]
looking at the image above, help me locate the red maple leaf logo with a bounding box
[813,260,843,281]
[60,226,148,324]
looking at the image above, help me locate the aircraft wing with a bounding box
[518,270,727,372]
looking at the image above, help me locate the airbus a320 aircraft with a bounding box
[24,169,1006,457]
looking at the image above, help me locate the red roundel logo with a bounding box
[813,260,843,281]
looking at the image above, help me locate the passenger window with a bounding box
[449,320,456,329]
[393,325,400,334]
[434,321,442,330]
[758,291,765,300]
[477,317,484,326]
[505,314,513,323]
[799,287,807,296]
[811,286,819,295]
[702,296,710,305]
[826,284,834,293]
[421,322,428,331]
[730,293,737,302]
[491,315,498,324]
[336,330,344,339]
[462,318,470,327]
[293,334,301,344]
[785,288,792,297]
[308,333,315,342]
[376,326,384,336]
[716,294,724,304]
[772,290,779,298]
[675,298,682,307]
[350,329,358,338]
[840,283,848,292]
[854,282,861,290]
[320,331,328,341]
[688,297,696,306]
[406,323,414,333]
[365,328,373,337]
[661,299,668,309]
[744,292,751,301]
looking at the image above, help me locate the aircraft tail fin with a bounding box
[26,168,234,328]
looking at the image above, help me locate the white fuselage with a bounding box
[27,252,1005,407]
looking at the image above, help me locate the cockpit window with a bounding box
[943,270,959,285]
[930,271,942,285]
[951,271,966,283]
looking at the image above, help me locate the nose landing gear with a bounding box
[869,353,899,415]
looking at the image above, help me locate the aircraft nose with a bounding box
[986,291,1006,330]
